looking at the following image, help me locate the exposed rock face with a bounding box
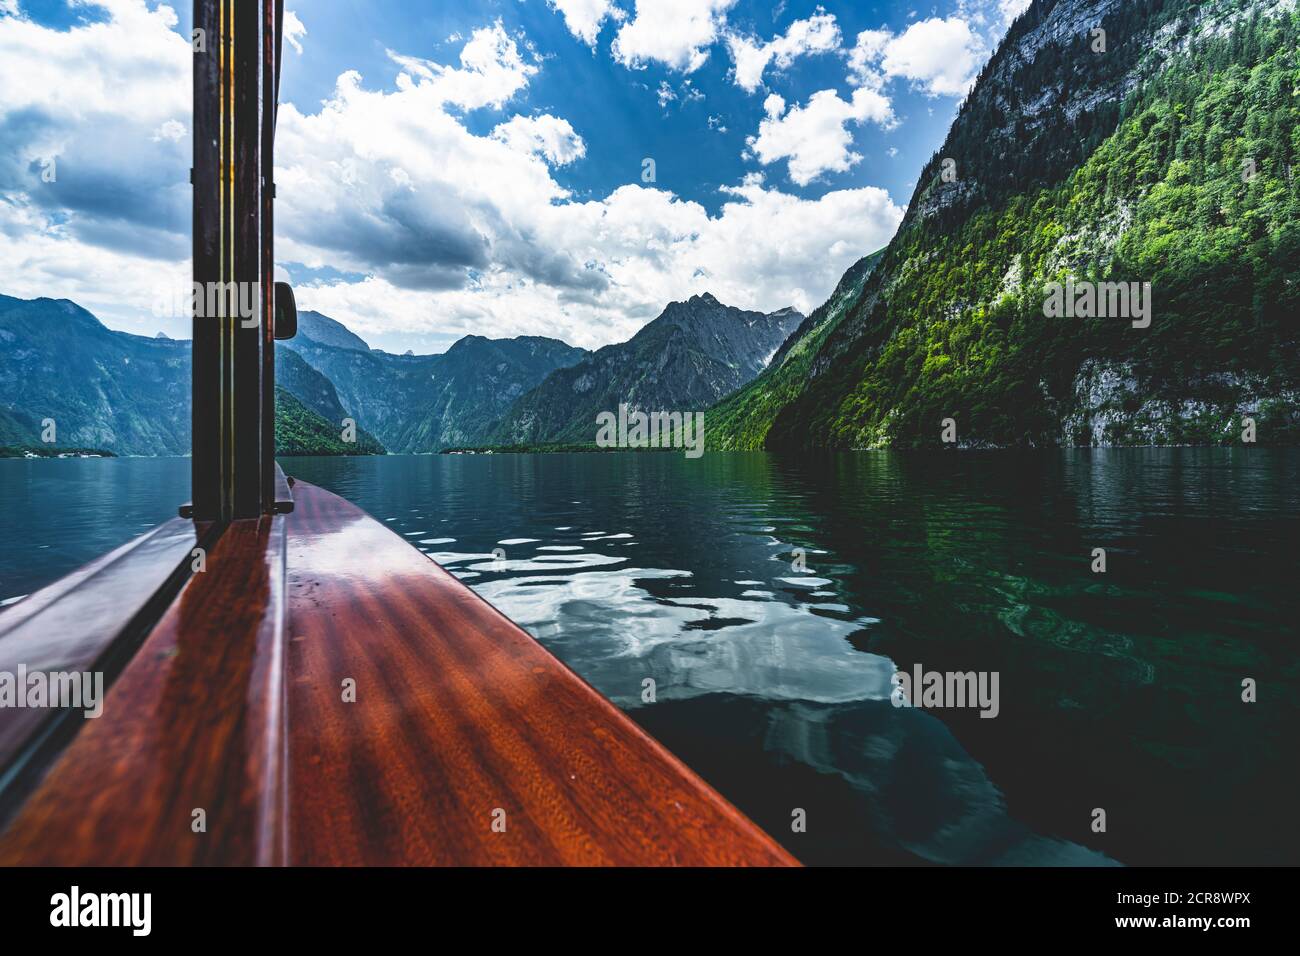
[1063,360,1300,446]
[390,335,590,451]
[908,0,1288,223]
[0,294,384,455]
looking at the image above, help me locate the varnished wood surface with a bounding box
[0,515,287,865]
[285,481,797,866]
[0,518,211,772]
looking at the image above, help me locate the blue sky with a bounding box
[0,0,1029,352]
[278,0,962,214]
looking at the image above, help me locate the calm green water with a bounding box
[3,450,1297,865]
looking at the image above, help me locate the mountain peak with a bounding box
[296,310,371,352]
[492,291,807,445]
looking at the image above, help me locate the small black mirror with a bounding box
[274,281,297,340]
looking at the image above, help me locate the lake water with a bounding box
[2,449,1297,865]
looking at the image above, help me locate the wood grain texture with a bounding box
[285,480,797,866]
[0,518,211,771]
[0,515,287,865]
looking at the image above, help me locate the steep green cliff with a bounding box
[712,0,1300,450]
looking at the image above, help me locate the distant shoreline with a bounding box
[441,443,681,455]
[4,444,1294,462]
[0,446,117,459]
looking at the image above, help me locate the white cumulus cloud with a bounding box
[849,16,985,98]
[546,0,624,46]
[295,179,902,350]
[748,87,895,186]
[283,9,306,55]
[0,0,192,332]
[953,0,1032,34]
[490,114,587,166]
[0,2,904,350]
[386,20,536,110]
[611,0,737,73]
[725,6,841,93]
[998,0,1032,24]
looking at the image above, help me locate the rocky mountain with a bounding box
[0,291,387,455]
[0,295,191,455]
[296,310,371,352]
[0,294,386,455]
[0,293,585,456]
[282,328,588,452]
[492,294,804,446]
[389,335,594,451]
[710,0,1300,449]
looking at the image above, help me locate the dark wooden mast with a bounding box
[191,0,284,521]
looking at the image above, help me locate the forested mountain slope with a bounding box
[707,251,883,450]
[714,0,1300,449]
